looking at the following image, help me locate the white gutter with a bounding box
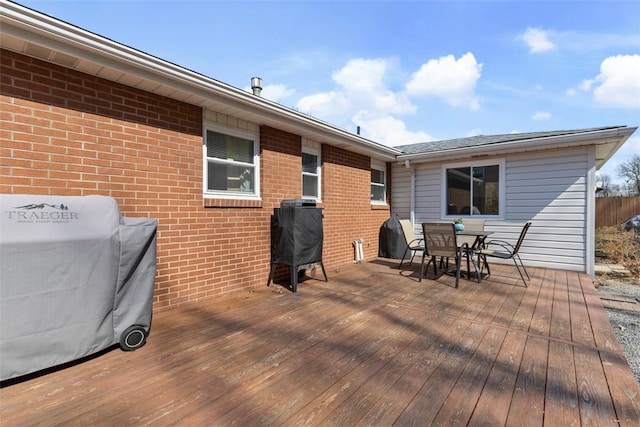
[1,1,401,160]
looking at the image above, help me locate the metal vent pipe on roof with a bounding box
[251,77,262,96]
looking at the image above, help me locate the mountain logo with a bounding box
[16,203,69,211]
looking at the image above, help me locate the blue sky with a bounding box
[17,0,640,186]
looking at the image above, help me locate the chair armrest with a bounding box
[483,239,516,252]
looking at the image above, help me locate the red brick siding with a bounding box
[322,145,391,264]
[1,49,391,312]
[260,126,302,208]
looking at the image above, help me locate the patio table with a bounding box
[456,230,493,282]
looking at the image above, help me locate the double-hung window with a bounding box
[371,161,387,204]
[204,127,259,199]
[302,148,321,200]
[443,159,504,217]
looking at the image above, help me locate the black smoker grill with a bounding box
[267,199,328,292]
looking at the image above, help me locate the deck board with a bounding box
[430,327,507,425]
[1,260,639,426]
[468,330,528,426]
[393,322,489,426]
[354,317,473,426]
[545,340,580,425]
[506,335,549,426]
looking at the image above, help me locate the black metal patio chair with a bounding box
[477,222,532,287]
[420,222,470,288]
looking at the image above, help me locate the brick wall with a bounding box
[1,49,391,312]
[260,125,302,208]
[322,145,392,265]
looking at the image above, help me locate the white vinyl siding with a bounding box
[504,148,589,272]
[414,166,442,220]
[390,163,411,217]
[391,146,593,273]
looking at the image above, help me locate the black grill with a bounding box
[267,200,327,291]
[280,198,317,208]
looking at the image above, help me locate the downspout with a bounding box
[586,149,596,278]
[405,160,416,225]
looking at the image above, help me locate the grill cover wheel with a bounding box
[120,325,147,351]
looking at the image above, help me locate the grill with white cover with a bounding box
[0,194,157,381]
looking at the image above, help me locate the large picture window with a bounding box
[204,128,259,198]
[444,161,503,217]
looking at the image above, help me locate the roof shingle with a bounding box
[394,126,624,155]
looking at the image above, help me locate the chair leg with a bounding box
[454,250,463,288]
[419,254,435,282]
[465,251,471,280]
[513,256,529,287]
[515,254,530,280]
[438,257,448,275]
[478,253,490,278]
[469,250,481,283]
[399,247,410,269]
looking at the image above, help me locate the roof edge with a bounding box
[396,126,637,164]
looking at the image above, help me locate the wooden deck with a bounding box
[2,260,639,426]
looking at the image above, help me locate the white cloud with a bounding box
[296,91,350,117]
[519,28,639,56]
[564,79,593,96]
[295,57,415,120]
[580,79,594,91]
[592,54,640,109]
[532,111,551,121]
[405,52,482,110]
[261,84,295,102]
[293,53,484,147]
[520,28,556,53]
[331,58,415,114]
[353,111,433,146]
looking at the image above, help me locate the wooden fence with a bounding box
[595,196,640,228]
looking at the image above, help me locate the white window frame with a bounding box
[202,123,260,200]
[441,158,505,219]
[302,145,321,201]
[371,160,387,205]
